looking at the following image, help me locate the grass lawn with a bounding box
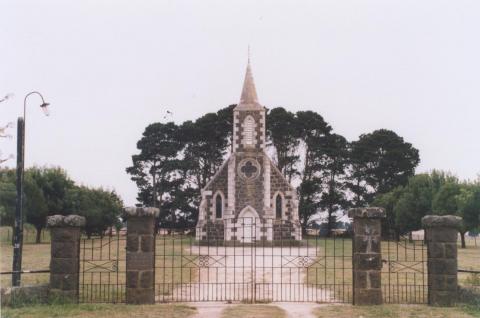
[0,226,51,245]
[221,304,286,318]
[314,304,480,318]
[2,303,479,318]
[0,241,50,287]
[0,303,197,318]
[458,240,480,286]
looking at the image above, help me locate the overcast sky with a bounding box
[1,0,479,206]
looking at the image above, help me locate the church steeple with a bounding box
[233,56,266,152]
[235,59,263,110]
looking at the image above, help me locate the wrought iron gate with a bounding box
[381,233,428,304]
[155,218,352,303]
[79,234,126,303]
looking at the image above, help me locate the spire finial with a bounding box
[235,48,262,110]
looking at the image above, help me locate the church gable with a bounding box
[269,157,294,194]
[203,157,229,194]
[234,154,265,217]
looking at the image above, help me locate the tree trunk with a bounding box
[326,205,334,238]
[35,227,42,244]
[460,231,466,249]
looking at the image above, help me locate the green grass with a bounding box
[313,304,480,318]
[1,303,197,318]
[0,226,51,245]
[0,240,50,287]
[221,304,286,318]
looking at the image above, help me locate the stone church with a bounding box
[195,60,302,243]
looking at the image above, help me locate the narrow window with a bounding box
[276,194,282,219]
[215,195,223,219]
[243,116,255,146]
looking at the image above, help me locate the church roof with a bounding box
[235,60,263,110]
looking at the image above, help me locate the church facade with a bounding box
[195,60,302,243]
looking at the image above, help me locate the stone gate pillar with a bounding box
[124,207,159,304]
[422,215,461,306]
[47,214,85,302]
[348,207,385,305]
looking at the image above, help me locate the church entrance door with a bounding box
[240,211,255,243]
[238,206,258,243]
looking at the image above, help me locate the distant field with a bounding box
[0,225,51,244]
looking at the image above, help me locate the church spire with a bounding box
[236,56,262,110]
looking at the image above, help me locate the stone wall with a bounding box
[349,207,385,305]
[47,214,85,302]
[422,215,461,306]
[124,207,159,304]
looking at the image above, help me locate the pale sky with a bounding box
[1,0,479,206]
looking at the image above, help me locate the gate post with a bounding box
[47,214,85,302]
[124,207,159,304]
[422,215,461,306]
[348,207,385,305]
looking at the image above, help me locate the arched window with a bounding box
[243,116,255,146]
[275,194,282,219]
[215,194,223,219]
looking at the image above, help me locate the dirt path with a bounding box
[190,301,322,318]
[162,246,334,302]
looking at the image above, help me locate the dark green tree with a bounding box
[432,181,471,248]
[180,105,233,191]
[317,133,350,236]
[296,111,332,232]
[126,122,183,209]
[64,186,123,238]
[456,185,480,248]
[349,129,420,206]
[0,168,16,228]
[267,107,301,182]
[432,182,461,214]
[394,174,435,235]
[372,186,404,239]
[28,167,74,242]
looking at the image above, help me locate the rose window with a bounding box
[238,159,260,180]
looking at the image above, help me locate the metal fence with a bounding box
[155,219,352,303]
[381,234,428,304]
[79,234,126,303]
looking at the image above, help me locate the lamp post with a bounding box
[12,91,50,286]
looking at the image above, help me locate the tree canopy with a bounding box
[0,166,123,242]
[374,171,480,247]
[128,106,420,234]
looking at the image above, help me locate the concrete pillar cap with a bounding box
[422,215,462,229]
[123,206,160,218]
[348,207,386,219]
[47,214,86,227]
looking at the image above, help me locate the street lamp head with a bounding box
[40,102,50,116]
